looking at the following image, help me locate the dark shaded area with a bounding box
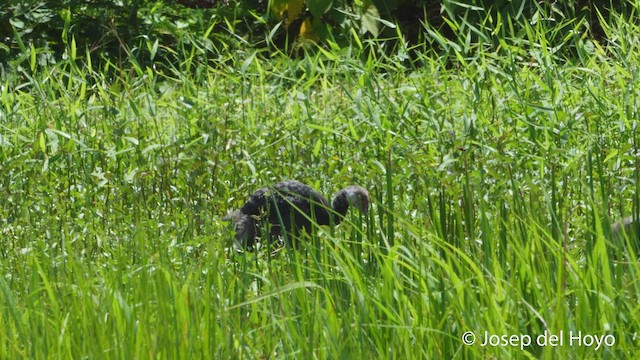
[1,0,146,64]
[374,0,630,50]
[0,0,264,69]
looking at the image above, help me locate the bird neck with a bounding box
[331,189,350,224]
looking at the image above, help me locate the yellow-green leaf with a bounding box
[270,0,304,26]
[361,1,381,37]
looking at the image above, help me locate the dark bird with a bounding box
[224,180,369,251]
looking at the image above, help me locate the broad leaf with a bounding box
[361,1,380,37]
[308,0,333,18]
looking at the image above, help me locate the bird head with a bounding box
[345,186,369,214]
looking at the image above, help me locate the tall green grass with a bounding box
[2,3,640,359]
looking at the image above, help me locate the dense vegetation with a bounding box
[2,0,640,358]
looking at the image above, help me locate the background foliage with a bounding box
[1,0,633,68]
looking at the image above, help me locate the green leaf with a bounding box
[30,44,36,72]
[603,149,619,164]
[361,1,381,37]
[308,0,333,18]
[33,131,46,153]
[241,51,257,74]
[11,22,26,55]
[70,35,76,61]
[312,138,322,157]
[9,18,24,29]
[62,138,76,153]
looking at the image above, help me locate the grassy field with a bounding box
[2,4,640,359]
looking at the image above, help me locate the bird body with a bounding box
[225,180,369,250]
